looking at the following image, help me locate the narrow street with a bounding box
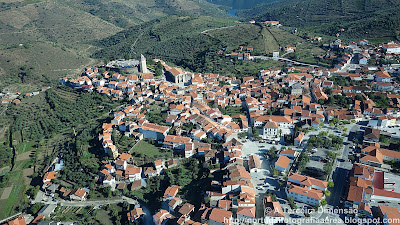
[34,193,137,207]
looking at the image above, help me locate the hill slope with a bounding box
[0,0,228,91]
[92,15,234,68]
[93,16,304,75]
[238,0,400,40]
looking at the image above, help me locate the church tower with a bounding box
[139,54,149,73]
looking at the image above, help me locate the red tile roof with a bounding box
[209,208,232,224]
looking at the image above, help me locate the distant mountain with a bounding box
[206,0,277,9]
[0,0,228,90]
[238,0,400,40]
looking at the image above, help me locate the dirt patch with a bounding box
[22,168,34,185]
[16,150,32,161]
[0,186,13,200]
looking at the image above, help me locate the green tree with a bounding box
[29,203,44,214]
[238,132,247,138]
[107,187,112,198]
[273,169,279,177]
[320,199,327,206]
[268,146,277,159]
[265,192,278,201]
[122,201,130,210]
[287,196,297,209]
[332,118,340,125]
[253,129,260,138]
[155,69,162,77]
[324,190,331,197]
[297,152,310,172]
[26,186,39,199]
[103,57,109,65]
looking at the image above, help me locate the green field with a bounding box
[130,139,172,165]
[287,42,327,65]
[204,23,302,55]
[51,205,120,224]
[0,170,27,220]
[16,141,36,154]
[95,209,114,225]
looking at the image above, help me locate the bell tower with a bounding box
[139,54,149,73]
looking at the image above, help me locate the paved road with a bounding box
[254,56,320,67]
[241,140,287,219]
[201,25,238,34]
[35,196,137,207]
[60,196,136,207]
[328,124,359,207]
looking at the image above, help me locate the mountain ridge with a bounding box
[0,0,229,91]
[238,0,400,40]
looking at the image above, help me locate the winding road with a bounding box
[201,25,239,34]
[254,56,320,67]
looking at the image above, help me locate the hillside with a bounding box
[206,0,276,9]
[238,0,400,41]
[92,15,234,69]
[93,16,303,75]
[0,0,228,91]
[0,86,120,219]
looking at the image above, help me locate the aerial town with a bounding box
[3,0,400,223]
[2,36,400,225]
[2,14,400,225]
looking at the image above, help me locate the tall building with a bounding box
[139,54,149,73]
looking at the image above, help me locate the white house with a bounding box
[263,122,278,139]
[139,123,169,141]
[125,165,142,182]
[275,155,291,173]
[285,173,328,206]
[383,43,400,54]
[375,71,391,83]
